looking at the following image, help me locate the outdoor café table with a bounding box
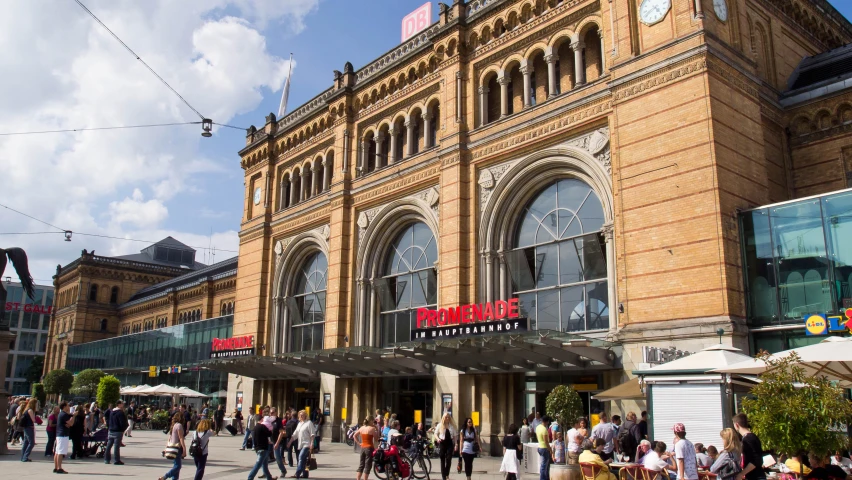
[611,462,642,480]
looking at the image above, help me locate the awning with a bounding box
[592,377,643,401]
[204,356,317,380]
[283,346,432,378]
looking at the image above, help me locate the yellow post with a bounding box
[472,411,480,427]
[414,410,423,423]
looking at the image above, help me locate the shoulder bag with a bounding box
[164,443,181,460]
[308,453,318,471]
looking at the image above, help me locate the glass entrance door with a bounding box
[382,376,434,429]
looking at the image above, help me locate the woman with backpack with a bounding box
[710,428,742,480]
[191,419,212,480]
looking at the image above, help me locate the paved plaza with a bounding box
[3,426,515,480]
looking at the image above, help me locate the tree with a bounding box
[545,384,585,432]
[31,383,46,406]
[71,368,105,400]
[743,351,852,461]
[96,375,121,408]
[43,369,74,397]
[25,356,44,383]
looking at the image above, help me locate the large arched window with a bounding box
[508,178,608,332]
[288,251,328,352]
[375,222,437,346]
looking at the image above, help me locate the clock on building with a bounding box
[253,187,262,205]
[713,0,728,21]
[639,0,671,26]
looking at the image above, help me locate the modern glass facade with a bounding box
[740,189,852,351]
[4,281,53,395]
[66,315,233,396]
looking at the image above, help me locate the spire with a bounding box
[278,53,293,118]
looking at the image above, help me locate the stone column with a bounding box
[366,279,376,347]
[498,76,509,118]
[356,279,365,346]
[388,128,398,164]
[280,179,288,209]
[498,251,508,301]
[479,86,489,126]
[359,139,369,174]
[289,174,299,205]
[342,129,350,174]
[281,296,290,353]
[311,163,321,195]
[484,251,494,304]
[599,30,606,72]
[572,40,586,86]
[545,54,558,97]
[301,166,310,200]
[405,119,415,157]
[375,132,386,168]
[322,159,330,191]
[422,112,432,149]
[455,71,463,122]
[521,66,532,108]
[602,223,617,332]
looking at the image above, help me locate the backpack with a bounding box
[189,431,206,458]
[716,453,742,480]
[616,422,637,457]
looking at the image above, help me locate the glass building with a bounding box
[740,188,852,352]
[66,314,233,398]
[4,281,53,395]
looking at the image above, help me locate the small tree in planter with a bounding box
[31,383,46,408]
[96,375,121,409]
[743,351,852,474]
[546,385,585,465]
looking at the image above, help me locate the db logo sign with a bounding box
[804,313,828,336]
[402,2,432,42]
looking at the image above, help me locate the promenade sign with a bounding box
[402,2,432,42]
[411,298,529,340]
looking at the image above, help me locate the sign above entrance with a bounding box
[412,298,528,341]
[210,335,255,358]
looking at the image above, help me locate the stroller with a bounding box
[82,428,109,458]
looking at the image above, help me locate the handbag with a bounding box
[457,455,463,473]
[473,441,480,454]
[164,443,181,460]
[308,454,318,471]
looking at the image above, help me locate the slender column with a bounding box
[322,159,330,190]
[545,54,558,97]
[375,132,386,168]
[359,139,368,174]
[498,76,509,118]
[455,71,463,122]
[263,172,270,208]
[521,66,532,108]
[311,163,320,195]
[405,119,415,157]
[342,129,350,174]
[366,279,376,347]
[280,180,288,209]
[572,40,586,86]
[421,113,432,149]
[301,167,310,200]
[599,30,606,72]
[478,86,489,126]
[498,251,508,301]
[355,279,365,346]
[281,296,290,353]
[289,175,299,205]
[484,251,494,304]
[271,295,282,354]
[388,128,398,164]
[602,223,617,332]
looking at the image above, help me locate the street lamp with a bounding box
[201,119,213,138]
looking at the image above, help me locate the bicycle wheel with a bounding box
[374,461,389,480]
[411,454,431,479]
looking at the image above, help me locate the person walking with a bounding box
[616,412,642,463]
[293,410,316,480]
[710,428,742,480]
[536,415,553,480]
[54,401,74,474]
[242,410,260,450]
[46,405,60,457]
[191,419,212,480]
[235,408,244,435]
[459,417,480,480]
[124,401,136,437]
[590,412,617,462]
[501,424,522,480]
[672,423,699,480]
[214,405,225,436]
[159,412,188,480]
[105,400,128,465]
[248,414,276,480]
[435,413,458,480]
[19,398,38,462]
[69,406,86,460]
[355,417,378,480]
[284,410,298,466]
[733,414,765,480]
[269,408,289,478]
[519,418,532,444]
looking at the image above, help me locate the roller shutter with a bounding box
[650,384,724,449]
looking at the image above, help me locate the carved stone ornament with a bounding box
[588,128,609,155]
[357,187,439,246]
[565,126,612,175]
[357,211,369,230]
[424,186,439,208]
[320,225,330,240]
[274,240,284,256]
[477,168,494,189]
[478,159,521,212]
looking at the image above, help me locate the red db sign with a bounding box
[402,2,432,42]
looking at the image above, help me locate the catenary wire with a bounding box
[0,121,202,137]
[72,0,207,121]
[0,204,66,232]
[213,122,249,131]
[0,230,237,253]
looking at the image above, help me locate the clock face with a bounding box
[639,0,671,25]
[253,187,262,205]
[713,0,728,21]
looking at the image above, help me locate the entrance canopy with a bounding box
[204,355,316,380]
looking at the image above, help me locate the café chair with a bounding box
[581,462,605,480]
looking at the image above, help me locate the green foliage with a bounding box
[152,410,170,430]
[96,375,121,407]
[546,384,585,430]
[742,351,852,457]
[31,383,46,406]
[43,369,74,396]
[71,368,105,400]
[25,356,44,383]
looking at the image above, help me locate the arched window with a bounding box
[288,252,328,352]
[89,284,98,302]
[508,178,608,332]
[110,286,119,304]
[375,222,437,346]
[100,319,108,332]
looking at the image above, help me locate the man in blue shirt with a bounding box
[105,400,128,465]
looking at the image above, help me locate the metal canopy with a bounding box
[284,347,432,378]
[392,330,618,374]
[204,356,316,380]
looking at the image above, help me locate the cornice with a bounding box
[351,163,441,207]
[270,205,331,237]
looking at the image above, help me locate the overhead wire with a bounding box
[0,121,202,137]
[0,203,65,232]
[72,0,207,121]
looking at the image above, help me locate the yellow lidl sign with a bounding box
[805,314,828,336]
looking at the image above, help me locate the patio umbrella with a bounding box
[176,387,207,398]
[592,377,644,401]
[712,336,852,388]
[207,390,226,398]
[136,384,184,395]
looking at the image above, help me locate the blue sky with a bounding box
[0,0,850,285]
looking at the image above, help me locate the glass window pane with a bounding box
[586,282,609,330]
[535,244,559,288]
[576,234,607,281]
[741,209,778,325]
[313,292,326,323]
[506,248,536,291]
[394,275,411,310]
[771,200,831,320]
[518,292,537,325]
[823,192,852,311]
[559,239,583,284]
[374,278,396,311]
[536,289,559,331]
[576,191,605,233]
[560,285,585,332]
[382,313,396,347]
[537,210,559,244]
[312,324,324,350]
[395,312,410,344]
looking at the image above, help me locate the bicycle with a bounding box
[406,438,432,480]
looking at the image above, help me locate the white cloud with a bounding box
[0,0,318,282]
